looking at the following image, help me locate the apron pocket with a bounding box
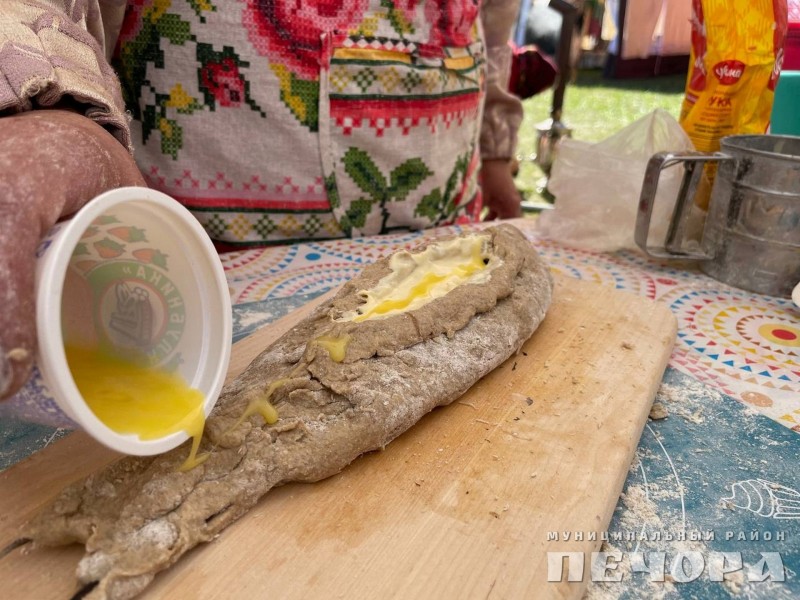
[319,32,486,236]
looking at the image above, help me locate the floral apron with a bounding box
[116,0,487,245]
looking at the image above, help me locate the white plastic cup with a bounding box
[3,187,232,455]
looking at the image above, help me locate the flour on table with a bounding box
[656,381,723,425]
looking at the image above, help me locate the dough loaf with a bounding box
[24,223,553,599]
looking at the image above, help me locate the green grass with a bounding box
[516,70,687,204]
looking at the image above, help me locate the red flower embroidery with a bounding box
[242,0,370,80]
[200,58,246,107]
[118,0,155,46]
[392,0,421,24]
[425,0,480,47]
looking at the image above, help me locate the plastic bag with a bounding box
[537,109,694,252]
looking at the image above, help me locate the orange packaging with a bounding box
[680,0,788,207]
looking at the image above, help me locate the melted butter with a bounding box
[65,345,209,470]
[313,334,351,362]
[236,378,282,428]
[180,413,210,471]
[224,365,306,436]
[356,272,448,319]
[341,234,497,323]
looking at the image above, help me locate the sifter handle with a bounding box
[635,151,732,260]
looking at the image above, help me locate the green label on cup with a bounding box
[86,262,186,365]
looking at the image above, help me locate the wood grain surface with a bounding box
[0,275,676,599]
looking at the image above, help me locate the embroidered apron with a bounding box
[116,0,486,245]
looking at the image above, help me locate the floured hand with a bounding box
[0,110,145,400]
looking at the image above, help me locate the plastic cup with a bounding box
[3,187,232,455]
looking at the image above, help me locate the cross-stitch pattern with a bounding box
[319,26,486,236]
[116,0,265,160]
[115,0,489,245]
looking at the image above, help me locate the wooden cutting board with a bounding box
[0,274,676,600]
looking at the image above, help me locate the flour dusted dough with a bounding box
[24,223,553,599]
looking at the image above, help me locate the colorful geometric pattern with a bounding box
[329,42,481,98]
[193,210,344,245]
[668,290,799,424]
[220,217,800,433]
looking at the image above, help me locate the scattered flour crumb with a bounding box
[658,381,723,404]
[620,484,660,525]
[656,382,715,424]
[681,409,705,425]
[649,402,668,420]
[6,348,29,361]
[741,405,760,417]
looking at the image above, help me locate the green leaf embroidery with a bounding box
[142,104,158,144]
[159,118,183,159]
[346,199,374,229]
[413,151,471,225]
[337,149,437,233]
[244,77,267,119]
[443,153,470,216]
[288,75,319,131]
[388,158,432,201]
[338,213,353,237]
[416,189,443,221]
[381,0,415,36]
[270,64,318,131]
[156,14,193,45]
[116,21,163,120]
[115,7,270,160]
[343,148,387,198]
[325,173,341,209]
[186,0,217,22]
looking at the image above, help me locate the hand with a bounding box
[0,110,145,400]
[481,158,522,220]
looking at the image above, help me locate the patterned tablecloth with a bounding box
[221,219,800,426]
[2,217,798,598]
[220,217,800,598]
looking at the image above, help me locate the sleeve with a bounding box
[0,0,131,150]
[479,0,524,161]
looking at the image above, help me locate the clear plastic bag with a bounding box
[537,109,695,251]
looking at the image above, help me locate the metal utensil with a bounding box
[635,135,800,297]
[533,0,577,175]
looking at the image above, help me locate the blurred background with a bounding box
[511,0,691,207]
